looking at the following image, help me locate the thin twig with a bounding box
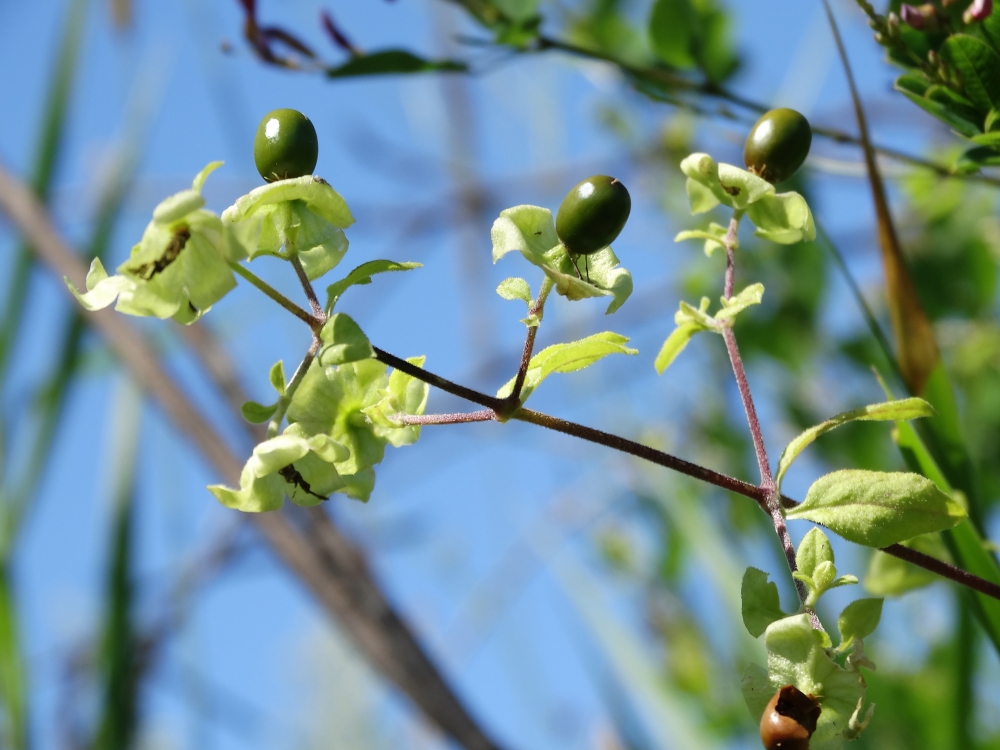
[229,261,319,332]
[290,255,325,321]
[267,335,321,439]
[394,410,497,425]
[507,278,553,406]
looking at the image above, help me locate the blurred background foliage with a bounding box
[3,0,1000,748]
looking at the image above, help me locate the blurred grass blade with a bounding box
[92,378,142,750]
[0,0,89,381]
[0,563,27,750]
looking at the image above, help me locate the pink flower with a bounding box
[964,0,994,23]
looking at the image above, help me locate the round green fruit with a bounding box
[555,175,631,256]
[743,108,812,185]
[253,108,319,183]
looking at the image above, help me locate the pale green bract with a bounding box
[678,153,815,244]
[654,284,764,374]
[742,614,873,750]
[495,332,638,403]
[787,469,967,548]
[324,260,421,313]
[491,205,633,314]
[740,567,785,638]
[66,162,242,324]
[222,175,355,281]
[210,357,429,510]
[790,528,858,608]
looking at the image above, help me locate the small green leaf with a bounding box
[741,567,785,638]
[653,323,701,374]
[941,35,1000,112]
[495,332,638,402]
[865,532,949,596]
[269,360,286,396]
[787,470,968,548]
[797,528,834,580]
[649,0,699,69]
[745,191,815,244]
[775,398,934,489]
[955,145,1000,173]
[364,356,430,447]
[326,50,466,78]
[837,598,883,651]
[896,79,982,138]
[715,283,764,322]
[241,400,278,423]
[679,153,776,214]
[318,313,375,366]
[970,131,1000,146]
[324,259,421,312]
[496,277,532,305]
[674,222,729,256]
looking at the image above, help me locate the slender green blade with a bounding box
[0,0,90,381]
[0,565,27,750]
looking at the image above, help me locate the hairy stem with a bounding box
[394,410,497,425]
[507,277,553,407]
[722,228,813,616]
[290,255,325,321]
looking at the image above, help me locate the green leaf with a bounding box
[269,360,286,396]
[955,145,1000,173]
[775,398,934,489]
[745,191,816,244]
[865,532,950,596]
[364,356,430,447]
[241,400,278,423]
[679,153,776,213]
[324,259,421,312]
[941,35,1000,113]
[674,222,729,256]
[654,297,715,374]
[969,131,1000,145]
[741,567,785,638]
[648,0,699,69]
[491,206,633,313]
[496,276,532,305]
[796,528,834,580]
[318,313,375,366]
[742,614,868,750]
[715,283,764,322]
[0,567,26,750]
[786,469,967,548]
[495,332,638,402]
[837,599,883,651]
[326,50,466,78]
[896,83,982,138]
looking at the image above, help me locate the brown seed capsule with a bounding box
[759,685,822,750]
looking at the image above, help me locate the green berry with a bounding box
[253,109,319,183]
[743,108,812,185]
[555,175,631,256]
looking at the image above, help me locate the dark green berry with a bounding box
[254,108,319,183]
[743,108,812,185]
[555,175,631,256]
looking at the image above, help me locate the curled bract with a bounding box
[66,162,243,323]
[678,153,815,245]
[222,175,355,281]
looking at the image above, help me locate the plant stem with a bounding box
[507,277,553,407]
[394,410,497,425]
[266,336,321,439]
[721,224,814,617]
[229,262,319,331]
[291,255,325,321]
[229,255,1000,607]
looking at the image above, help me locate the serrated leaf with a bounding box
[741,567,785,638]
[326,49,466,78]
[715,283,764,321]
[941,35,1000,113]
[495,332,638,402]
[797,528,835,580]
[775,398,934,489]
[269,360,286,396]
[742,614,868,750]
[746,191,815,244]
[241,400,278,423]
[786,470,967,549]
[496,276,532,305]
[318,313,375,366]
[837,599,883,651]
[324,259,421,312]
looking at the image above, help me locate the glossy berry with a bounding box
[760,685,822,750]
[555,175,631,256]
[254,109,319,183]
[743,108,812,185]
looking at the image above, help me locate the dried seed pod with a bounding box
[759,685,822,750]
